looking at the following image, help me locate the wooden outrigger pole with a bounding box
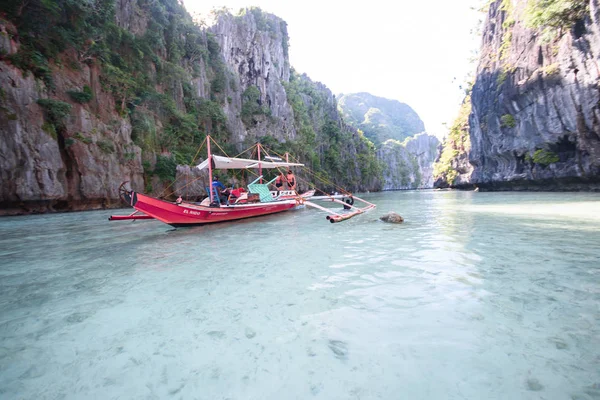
[304,194,376,223]
[108,210,153,221]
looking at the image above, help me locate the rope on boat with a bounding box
[190,137,207,165]
[158,137,255,201]
[265,148,352,197]
[157,137,207,200]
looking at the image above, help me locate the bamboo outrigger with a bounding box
[309,195,376,223]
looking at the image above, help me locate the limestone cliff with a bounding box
[378,133,440,190]
[208,9,295,143]
[440,0,600,190]
[433,95,474,188]
[0,20,144,214]
[0,2,381,215]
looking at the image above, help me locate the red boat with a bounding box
[115,136,308,227]
[112,136,376,227]
[121,191,299,227]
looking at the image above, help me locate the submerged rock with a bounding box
[244,327,256,339]
[328,340,348,359]
[526,378,544,391]
[380,212,404,223]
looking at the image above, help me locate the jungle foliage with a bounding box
[281,69,382,191]
[524,0,589,39]
[3,0,227,170]
[529,149,560,166]
[433,95,472,186]
[3,1,378,189]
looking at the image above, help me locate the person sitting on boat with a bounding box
[176,195,183,205]
[286,170,296,191]
[275,172,284,190]
[272,172,285,194]
[212,176,230,204]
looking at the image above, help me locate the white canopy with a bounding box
[196,155,303,171]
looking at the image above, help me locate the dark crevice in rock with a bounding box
[549,135,578,162]
[573,19,586,39]
[55,129,77,210]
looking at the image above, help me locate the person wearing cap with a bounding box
[286,170,296,191]
[212,176,229,204]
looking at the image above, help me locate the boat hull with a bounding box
[126,192,298,227]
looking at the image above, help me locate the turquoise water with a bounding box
[1,190,599,399]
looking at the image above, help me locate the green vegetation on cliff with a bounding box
[525,0,588,36]
[281,70,382,191]
[380,139,422,189]
[433,95,471,186]
[3,0,115,87]
[3,0,229,177]
[36,99,72,137]
[67,86,93,104]
[2,2,378,191]
[527,149,560,166]
[241,85,271,124]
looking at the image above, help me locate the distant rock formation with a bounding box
[377,133,440,189]
[337,92,425,146]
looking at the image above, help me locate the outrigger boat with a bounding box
[111,136,375,227]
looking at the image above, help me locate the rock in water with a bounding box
[244,327,256,339]
[526,378,544,391]
[380,212,404,223]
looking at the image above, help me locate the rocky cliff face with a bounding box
[338,92,425,146]
[0,2,381,215]
[0,20,144,214]
[433,95,475,188]
[466,0,600,190]
[207,9,296,143]
[377,133,440,189]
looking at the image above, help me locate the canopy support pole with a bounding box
[207,135,214,204]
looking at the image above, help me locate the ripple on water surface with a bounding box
[0,191,599,399]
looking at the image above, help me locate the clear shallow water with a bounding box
[1,190,599,400]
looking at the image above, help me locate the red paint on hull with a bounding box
[131,192,297,226]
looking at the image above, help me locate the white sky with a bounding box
[183,0,483,139]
